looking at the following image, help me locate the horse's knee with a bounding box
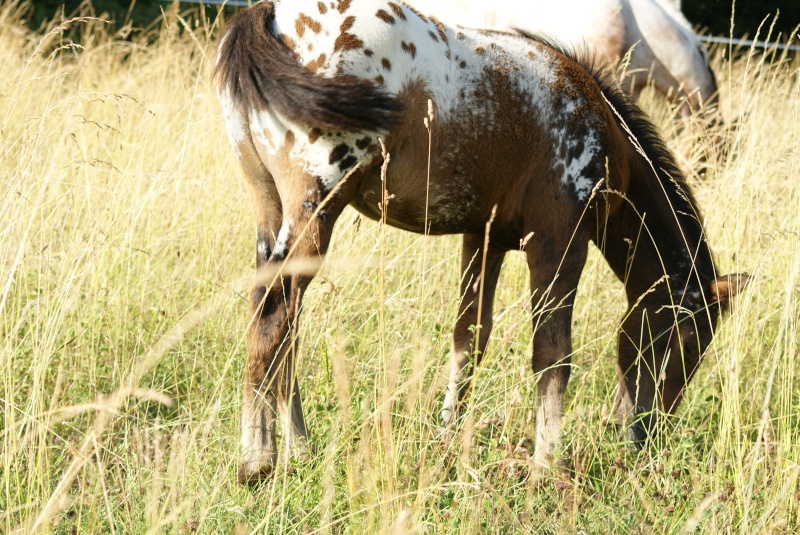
[531,321,573,377]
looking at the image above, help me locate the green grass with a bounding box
[1,1,798,532]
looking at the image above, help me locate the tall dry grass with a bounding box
[0,1,798,532]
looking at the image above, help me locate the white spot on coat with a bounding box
[272,217,294,258]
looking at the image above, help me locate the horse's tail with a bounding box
[214,1,402,133]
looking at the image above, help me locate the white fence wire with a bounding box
[699,35,800,52]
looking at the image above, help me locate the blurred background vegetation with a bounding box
[684,0,799,38]
[25,0,800,39]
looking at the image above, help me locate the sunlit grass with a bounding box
[1,0,798,532]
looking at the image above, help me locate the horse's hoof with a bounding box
[291,445,317,465]
[528,456,570,487]
[528,462,548,487]
[237,464,274,486]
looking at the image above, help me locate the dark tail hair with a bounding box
[215,2,402,133]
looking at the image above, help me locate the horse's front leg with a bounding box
[441,234,507,427]
[525,228,587,475]
[239,171,352,485]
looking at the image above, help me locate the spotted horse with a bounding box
[215,0,748,485]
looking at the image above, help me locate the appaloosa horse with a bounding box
[215,0,747,484]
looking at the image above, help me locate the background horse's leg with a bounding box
[440,234,506,426]
[525,227,587,474]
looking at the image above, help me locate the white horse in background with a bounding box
[410,0,717,118]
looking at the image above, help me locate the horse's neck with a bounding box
[626,163,715,304]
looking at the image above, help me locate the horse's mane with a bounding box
[515,29,717,279]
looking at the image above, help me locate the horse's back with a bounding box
[217,0,624,241]
[408,0,716,109]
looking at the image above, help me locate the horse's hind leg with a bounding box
[240,177,342,484]
[237,142,284,484]
[440,234,506,426]
[237,160,361,485]
[525,228,588,473]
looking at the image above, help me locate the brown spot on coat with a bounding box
[336,0,351,14]
[329,143,350,164]
[388,2,407,20]
[280,34,297,51]
[340,15,355,33]
[404,4,427,22]
[401,41,417,58]
[356,136,372,150]
[284,130,295,148]
[338,155,358,171]
[375,75,385,84]
[295,13,321,38]
[309,128,323,144]
[428,30,438,43]
[459,60,467,68]
[376,9,395,24]
[334,16,364,53]
[475,46,485,54]
[317,1,327,14]
[429,16,448,44]
[381,58,392,70]
[364,49,374,57]
[307,53,327,72]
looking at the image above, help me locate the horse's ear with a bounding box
[709,273,750,310]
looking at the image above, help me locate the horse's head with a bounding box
[680,272,750,361]
[626,272,750,444]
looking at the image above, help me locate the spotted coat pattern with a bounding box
[409,0,718,116]
[219,0,605,204]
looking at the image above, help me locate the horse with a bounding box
[214,0,747,485]
[409,0,719,119]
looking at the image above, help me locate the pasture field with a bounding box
[1,1,798,532]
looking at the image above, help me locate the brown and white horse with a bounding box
[215,0,747,485]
